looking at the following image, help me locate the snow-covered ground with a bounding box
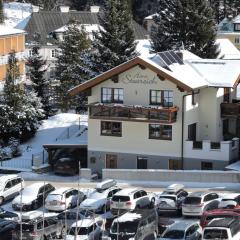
[4,2,32,28]
[0,113,88,171]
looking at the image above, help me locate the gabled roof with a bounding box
[0,24,25,37]
[21,11,148,44]
[69,56,193,96]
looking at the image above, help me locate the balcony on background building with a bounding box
[88,102,179,123]
[221,102,240,118]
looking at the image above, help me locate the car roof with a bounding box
[50,187,72,194]
[188,191,212,197]
[0,174,20,182]
[25,182,49,190]
[207,218,238,228]
[72,218,94,228]
[167,221,197,231]
[204,209,240,216]
[114,188,139,196]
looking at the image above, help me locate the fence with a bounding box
[32,149,49,168]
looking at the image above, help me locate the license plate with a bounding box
[117,203,124,207]
[50,201,58,205]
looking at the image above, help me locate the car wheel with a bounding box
[0,196,4,205]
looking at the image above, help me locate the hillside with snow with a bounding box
[4,2,32,27]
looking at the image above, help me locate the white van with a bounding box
[202,218,240,240]
[109,209,158,240]
[0,175,24,204]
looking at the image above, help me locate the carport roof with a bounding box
[43,144,87,149]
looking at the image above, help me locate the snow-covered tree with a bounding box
[88,0,137,75]
[0,52,44,143]
[0,0,4,24]
[151,0,219,58]
[56,19,91,112]
[26,46,52,117]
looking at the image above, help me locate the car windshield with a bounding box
[47,194,62,201]
[184,197,201,204]
[159,196,176,201]
[162,230,184,239]
[69,226,92,235]
[17,223,34,232]
[111,222,138,234]
[204,229,228,239]
[112,195,130,202]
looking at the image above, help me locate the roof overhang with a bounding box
[233,73,240,88]
[43,144,87,149]
[68,57,193,96]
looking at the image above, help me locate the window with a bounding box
[101,121,122,137]
[29,49,33,57]
[201,162,213,170]
[149,124,172,140]
[101,87,123,103]
[235,37,240,44]
[235,23,240,31]
[150,90,173,107]
[137,157,148,169]
[106,154,118,168]
[51,49,57,58]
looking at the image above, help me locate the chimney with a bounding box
[32,5,40,13]
[90,6,100,13]
[60,6,70,13]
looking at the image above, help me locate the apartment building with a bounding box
[0,25,25,82]
[69,51,240,172]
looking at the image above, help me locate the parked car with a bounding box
[202,217,240,240]
[45,187,85,212]
[12,182,55,211]
[80,179,121,213]
[158,218,175,236]
[56,209,94,237]
[200,209,240,228]
[182,192,219,216]
[0,175,24,205]
[109,209,158,240]
[15,211,62,240]
[0,207,18,221]
[54,157,79,175]
[65,218,103,240]
[160,221,202,240]
[218,193,240,209]
[110,188,151,215]
[157,184,188,214]
[0,219,17,240]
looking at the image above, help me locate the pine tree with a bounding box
[0,0,4,24]
[151,0,219,58]
[0,51,44,143]
[26,46,51,116]
[88,0,137,75]
[56,19,91,112]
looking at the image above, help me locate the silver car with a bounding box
[160,221,202,240]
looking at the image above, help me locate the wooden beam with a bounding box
[177,86,185,92]
[138,64,146,70]
[111,75,119,83]
[157,74,165,81]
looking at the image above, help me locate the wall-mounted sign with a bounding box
[121,73,158,85]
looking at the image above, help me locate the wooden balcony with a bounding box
[221,102,240,118]
[88,103,179,123]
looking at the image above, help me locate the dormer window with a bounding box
[234,23,240,31]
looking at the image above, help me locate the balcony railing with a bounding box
[221,102,240,117]
[89,103,179,123]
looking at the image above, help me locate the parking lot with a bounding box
[0,176,239,239]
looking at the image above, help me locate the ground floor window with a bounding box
[101,121,122,137]
[201,162,213,170]
[106,154,117,168]
[137,157,148,169]
[169,159,182,170]
[149,124,172,140]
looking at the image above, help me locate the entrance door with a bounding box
[137,157,148,169]
[188,123,197,141]
[169,159,182,170]
[106,154,117,168]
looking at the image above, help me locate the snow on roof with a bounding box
[136,39,151,57]
[51,187,72,194]
[0,24,25,36]
[233,15,240,24]
[72,218,94,228]
[225,161,240,171]
[115,188,138,196]
[26,182,48,189]
[216,39,240,59]
[54,24,101,33]
[115,212,142,223]
[15,15,31,30]
[0,174,19,183]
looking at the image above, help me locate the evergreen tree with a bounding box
[88,0,137,75]
[0,0,4,24]
[26,46,51,116]
[56,19,91,112]
[0,52,44,143]
[151,0,219,58]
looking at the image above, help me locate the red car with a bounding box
[200,209,240,228]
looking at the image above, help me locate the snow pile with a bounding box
[0,25,25,36]
[4,2,32,28]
